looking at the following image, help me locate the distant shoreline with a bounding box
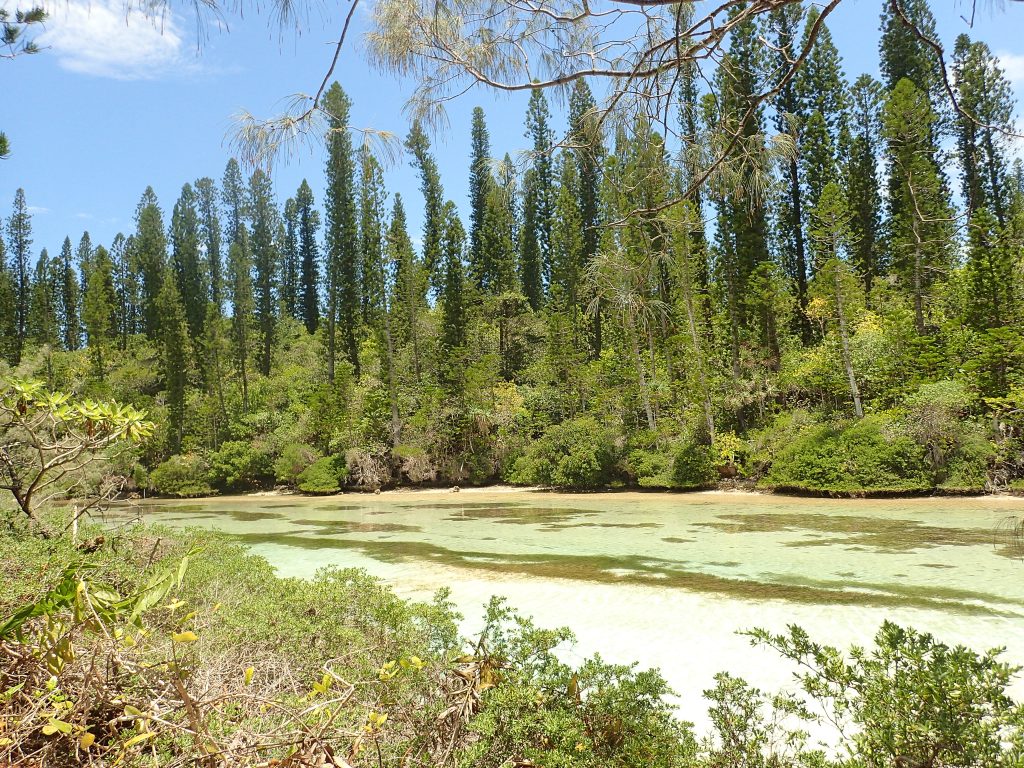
[132,483,1024,504]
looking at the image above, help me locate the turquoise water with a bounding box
[126,489,1024,730]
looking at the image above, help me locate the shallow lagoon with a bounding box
[127,489,1024,731]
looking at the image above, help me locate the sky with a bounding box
[2,0,1024,259]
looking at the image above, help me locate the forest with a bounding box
[2,0,1023,497]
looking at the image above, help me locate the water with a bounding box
[126,489,1024,732]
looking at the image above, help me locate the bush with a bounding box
[671,443,717,489]
[273,442,321,486]
[209,440,274,491]
[458,599,697,768]
[297,455,348,494]
[506,416,618,489]
[937,430,992,493]
[626,448,673,488]
[345,448,393,489]
[148,454,214,497]
[901,380,994,492]
[751,622,1024,768]
[747,409,821,478]
[762,414,930,495]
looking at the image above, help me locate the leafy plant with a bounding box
[149,453,214,497]
[671,443,717,489]
[0,378,154,535]
[762,415,929,495]
[273,442,321,485]
[507,416,618,489]
[297,455,348,494]
[748,621,1024,768]
[209,440,274,491]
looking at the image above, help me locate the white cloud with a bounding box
[27,205,50,214]
[996,50,1024,88]
[36,0,195,80]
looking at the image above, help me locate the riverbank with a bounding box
[138,481,1024,504]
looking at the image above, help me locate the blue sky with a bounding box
[2,0,1024,258]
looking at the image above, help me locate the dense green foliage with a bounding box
[149,453,214,497]
[670,443,718,490]
[762,415,930,495]
[3,3,1024,494]
[507,416,618,489]
[296,455,348,494]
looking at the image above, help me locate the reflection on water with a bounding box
[121,490,1024,730]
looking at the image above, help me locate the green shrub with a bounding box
[297,455,348,494]
[506,416,618,489]
[751,621,1024,768]
[626,448,673,488]
[937,430,992,493]
[747,409,821,478]
[458,598,697,768]
[671,443,717,489]
[209,440,273,491]
[901,380,994,492]
[762,414,930,495]
[273,442,321,485]
[148,454,214,497]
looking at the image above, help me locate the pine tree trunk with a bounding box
[238,325,249,414]
[327,288,337,385]
[727,269,746,432]
[383,315,402,449]
[913,238,925,335]
[681,277,715,443]
[628,313,656,431]
[788,158,811,342]
[835,264,864,419]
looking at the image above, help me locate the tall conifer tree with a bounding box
[405,120,445,291]
[281,197,300,320]
[171,183,208,343]
[56,236,81,350]
[295,180,321,334]
[227,225,254,412]
[568,79,604,353]
[195,177,223,308]
[468,106,492,291]
[82,244,116,380]
[359,149,387,326]
[883,78,955,334]
[27,248,58,348]
[952,35,1016,224]
[221,158,247,246]
[134,188,168,338]
[6,188,32,362]
[110,233,140,349]
[324,83,361,380]
[249,169,279,376]
[439,201,467,362]
[845,75,886,298]
[387,194,425,381]
[156,267,190,454]
[523,89,554,289]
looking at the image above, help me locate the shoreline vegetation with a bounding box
[5,6,1024,511]
[136,481,1024,503]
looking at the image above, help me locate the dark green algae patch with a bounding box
[226,529,1021,618]
[696,512,1013,556]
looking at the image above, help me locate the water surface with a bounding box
[126,489,1024,731]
